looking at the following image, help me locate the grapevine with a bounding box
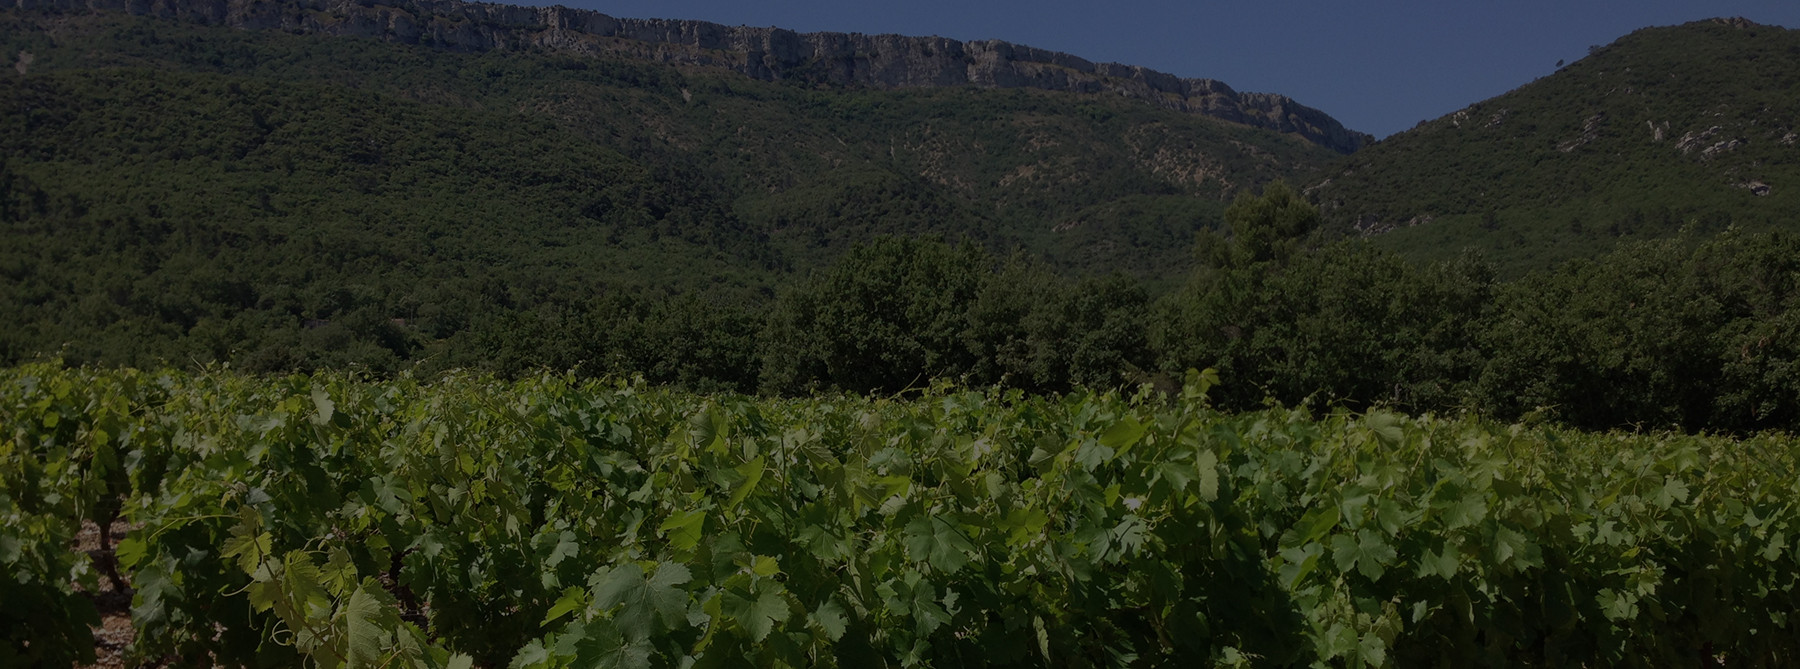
[1,364,1796,666]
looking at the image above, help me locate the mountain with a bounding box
[3,0,1370,154]
[1310,18,1800,274]
[0,0,1344,368]
[0,0,1346,279]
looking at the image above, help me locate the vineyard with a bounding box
[3,364,1798,667]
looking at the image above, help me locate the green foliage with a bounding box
[1158,186,1492,414]
[0,61,769,372]
[8,8,1800,439]
[0,371,113,667]
[760,237,990,395]
[1477,230,1800,431]
[959,258,1155,393]
[1156,240,1493,413]
[1157,181,1800,432]
[762,238,1156,396]
[227,507,468,669]
[1158,224,1800,432]
[1206,181,1322,267]
[463,294,764,394]
[4,365,1800,666]
[0,7,1339,375]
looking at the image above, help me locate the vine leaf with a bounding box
[658,509,706,552]
[810,599,848,641]
[321,547,357,599]
[1654,476,1690,508]
[592,562,693,641]
[1099,416,1147,451]
[345,579,398,668]
[1196,449,1220,502]
[1418,544,1460,579]
[1290,504,1340,546]
[1366,412,1403,446]
[1278,542,1324,589]
[542,586,586,627]
[221,529,272,576]
[747,589,790,641]
[904,515,975,573]
[1494,527,1543,570]
[728,456,765,511]
[544,530,579,569]
[1331,529,1397,580]
[221,509,270,576]
[1441,493,1487,530]
[0,535,19,565]
[572,622,653,669]
[310,387,335,426]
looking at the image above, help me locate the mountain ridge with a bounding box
[4,0,1371,153]
[1,1,1346,370]
[1309,17,1800,274]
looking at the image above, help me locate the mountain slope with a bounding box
[0,6,1341,275]
[1310,18,1800,274]
[3,0,1370,153]
[0,3,1341,368]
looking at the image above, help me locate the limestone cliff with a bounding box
[5,0,1372,152]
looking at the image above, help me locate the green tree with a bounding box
[961,254,1065,391]
[1198,180,1321,269]
[1156,181,1492,413]
[760,237,989,394]
[1476,231,1800,432]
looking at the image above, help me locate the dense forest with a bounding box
[472,184,1800,434]
[11,164,1800,433]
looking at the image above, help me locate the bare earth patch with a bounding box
[73,519,135,669]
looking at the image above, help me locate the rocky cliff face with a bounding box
[6,0,1372,153]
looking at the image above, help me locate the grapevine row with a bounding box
[2,364,1797,667]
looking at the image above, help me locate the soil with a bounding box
[73,519,135,669]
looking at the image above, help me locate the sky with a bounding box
[528,0,1800,139]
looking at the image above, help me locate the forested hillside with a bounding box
[1313,18,1800,274]
[5,4,1800,434]
[0,4,1342,273]
[1,6,1336,371]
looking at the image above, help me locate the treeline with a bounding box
[10,177,1800,433]
[1159,187,1800,433]
[360,183,1800,434]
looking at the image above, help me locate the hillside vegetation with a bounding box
[5,7,1800,435]
[0,8,1340,370]
[0,7,1335,275]
[1313,18,1800,274]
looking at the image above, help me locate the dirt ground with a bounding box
[73,519,135,669]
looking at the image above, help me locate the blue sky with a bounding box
[529,0,1800,138]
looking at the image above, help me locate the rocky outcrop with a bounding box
[4,0,1372,152]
